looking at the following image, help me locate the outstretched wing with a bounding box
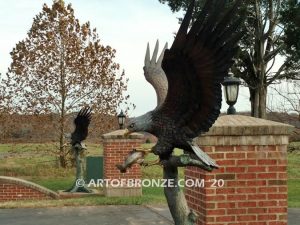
[156,0,244,138]
[71,107,92,145]
[144,40,168,108]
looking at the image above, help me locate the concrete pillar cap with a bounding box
[102,130,144,139]
[204,115,294,136]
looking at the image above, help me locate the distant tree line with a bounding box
[0,113,119,143]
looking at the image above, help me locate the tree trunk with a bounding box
[249,0,268,119]
[249,88,260,118]
[59,92,67,168]
[59,107,67,168]
[59,36,67,168]
[254,89,260,118]
[249,89,255,117]
[163,164,197,225]
[259,87,267,119]
[249,86,267,119]
[160,154,214,225]
[59,73,66,167]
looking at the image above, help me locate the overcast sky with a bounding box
[0,0,252,116]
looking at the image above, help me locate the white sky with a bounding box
[0,0,252,116]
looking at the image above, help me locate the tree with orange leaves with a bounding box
[2,0,129,167]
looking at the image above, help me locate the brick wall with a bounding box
[185,115,292,225]
[0,176,59,201]
[102,130,144,196]
[103,140,142,180]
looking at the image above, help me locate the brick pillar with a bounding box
[185,115,293,225]
[102,130,144,197]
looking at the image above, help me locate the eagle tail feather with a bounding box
[190,143,219,169]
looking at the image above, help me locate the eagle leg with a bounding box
[152,140,174,161]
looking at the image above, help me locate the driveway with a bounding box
[0,205,298,225]
[0,205,172,225]
[289,208,300,225]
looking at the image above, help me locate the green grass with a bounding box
[0,143,102,177]
[0,142,168,207]
[31,177,75,191]
[287,144,300,207]
[288,151,300,179]
[1,142,300,208]
[85,143,103,156]
[0,189,167,209]
[0,142,102,156]
[288,179,300,208]
[0,142,177,207]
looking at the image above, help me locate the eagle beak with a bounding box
[124,129,133,137]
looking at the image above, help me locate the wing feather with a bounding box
[71,107,92,145]
[155,0,245,138]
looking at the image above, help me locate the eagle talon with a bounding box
[134,147,152,154]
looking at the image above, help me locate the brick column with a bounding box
[185,115,293,225]
[102,130,144,197]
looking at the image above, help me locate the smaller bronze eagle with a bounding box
[67,107,92,193]
[71,107,92,146]
[125,0,245,171]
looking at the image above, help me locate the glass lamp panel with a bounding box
[118,117,123,125]
[226,84,238,103]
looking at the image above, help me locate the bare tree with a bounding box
[1,0,129,167]
[269,81,300,120]
[234,0,297,118]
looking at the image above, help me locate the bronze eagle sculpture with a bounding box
[66,107,92,193]
[125,0,244,171]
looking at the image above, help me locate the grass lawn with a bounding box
[288,179,300,208]
[0,142,168,207]
[0,142,299,208]
[287,142,300,207]
[0,187,166,209]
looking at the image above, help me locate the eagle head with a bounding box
[125,112,153,135]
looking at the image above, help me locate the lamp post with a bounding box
[117,110,126,129]
[222,70,241,115]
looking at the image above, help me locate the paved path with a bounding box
[0,205,299,225]
[0,205,173,225]
[289,208,300,225]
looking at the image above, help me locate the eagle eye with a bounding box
[129,123,135,128]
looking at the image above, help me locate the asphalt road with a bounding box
[0,205,173,225]
[0,205,298,225]
[288,208,300,225]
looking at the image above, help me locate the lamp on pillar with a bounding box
[117,110,126,129]
[222,70,241,115]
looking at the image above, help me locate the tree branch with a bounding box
[267,61,288,85]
